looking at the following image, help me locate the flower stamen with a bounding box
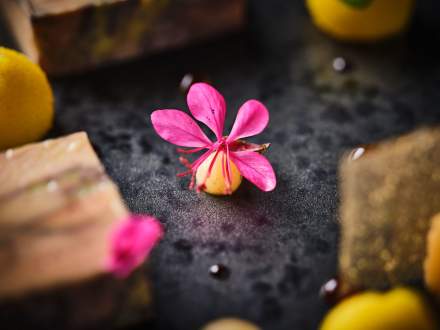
[221,151,232,195]
[224,145,233,194]
[179,156,192,169]
[197,147,221,192]
[177,147,206,154]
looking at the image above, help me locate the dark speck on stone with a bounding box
[192,218,203,227]
[321,104,351,123]
[296,156,310,169]
[173,239,193,251]
[204,241,227,256]
[98,130,132,152]
[393,101,415,127]
[252,281,272,294]
[170,239,193,264]
[118,132,131,141]
[308,237,331,254]
[221,223,235,234]
[262,297,283,320]
[259,76,285,100]
[342,79,359,95]
[156,168,169,176]
[297,187,308,197]
[275,131,287,142]
[316,84,333,94]
[317,135,332,149]
[98,130,117,144]
[254,216,271,227]
[290,141,303,151]
[312,169,328,182]
[278,265,308,295]
[246,266,273,280]
[364,85,380,98]
[297,125,314,135]
[355,101,376,118]
[138,135,152,153]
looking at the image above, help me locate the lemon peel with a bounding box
[0,47,53,150]
[307,0,415,42]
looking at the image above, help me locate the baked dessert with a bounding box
[0,132,152,329]
[339,128,440,291]
[0,0,246,75]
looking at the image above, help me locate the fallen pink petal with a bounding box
[106,215,164,278]
[150,83,276,194]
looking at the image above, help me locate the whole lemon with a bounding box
[306,0,415,42]
[0,47,53,150]
[320,288,437,330]
[202,318,260,330]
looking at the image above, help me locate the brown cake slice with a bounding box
[339,128,440,292]
[0,132,152,329]
[0,0,246,75]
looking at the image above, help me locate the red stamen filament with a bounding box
[221,152,229,194]
[197,148,221,192]
[175,139,238,194]
[177,147,206,154]
[225,144,233,194]
[179,156,192,169]
[176,148,214,190]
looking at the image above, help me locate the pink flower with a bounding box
[106,215,163,278]
[151,83,276,194]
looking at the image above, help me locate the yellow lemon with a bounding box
[202,318,261,330]
[320,288,437,330]
[0,47,54,150]
[306,0,415,42]
[196,151,242,195]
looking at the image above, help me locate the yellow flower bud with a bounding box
[196,150,242,195]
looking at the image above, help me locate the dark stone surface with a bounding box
[3,1,440,329]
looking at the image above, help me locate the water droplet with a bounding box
[5,149,13,159]
[209,264,230,280]
[47,180,58,192]
[179,73,194,93]
[320,277,340,304]
[179,73,210,94]
[320,276,360,305]
[332,57,351,73]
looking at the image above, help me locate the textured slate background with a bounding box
[3,1,440,329]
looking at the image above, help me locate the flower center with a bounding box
[214,136,229,150]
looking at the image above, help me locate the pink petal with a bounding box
[187,83,226,140]
[226,100,269,143]
[230,151,276,192]
[106,215,164,278]
[151,110,212,147]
